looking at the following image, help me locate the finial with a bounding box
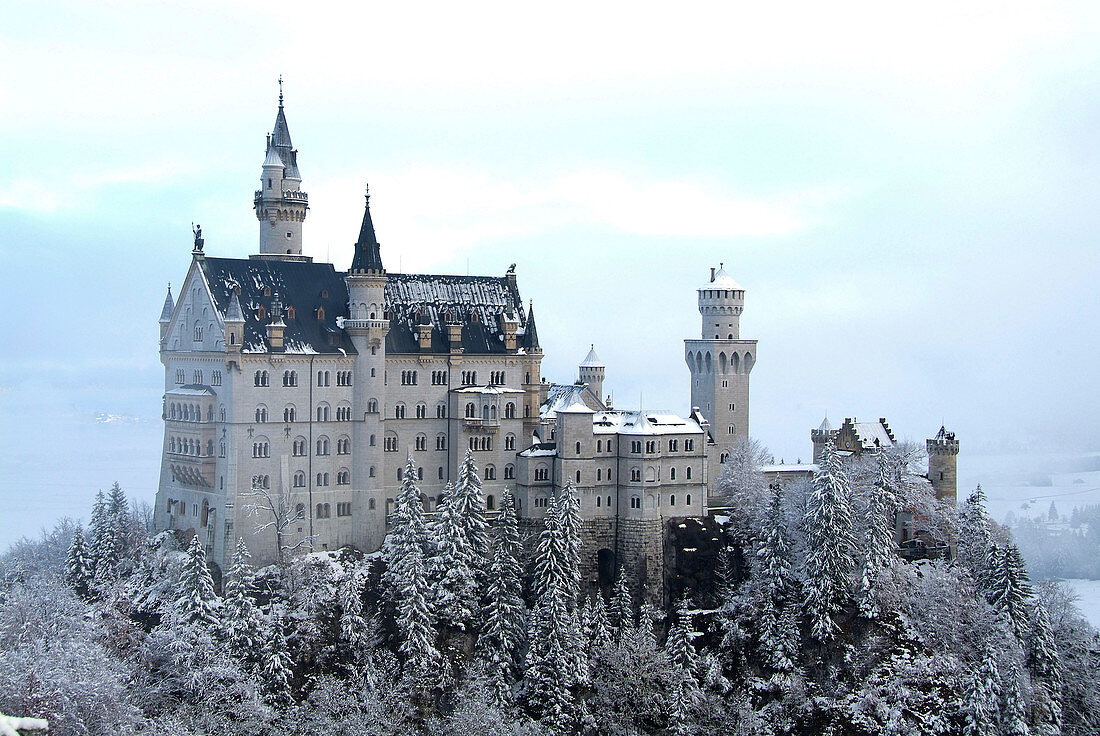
[364,182,370,202]
[720,261,724,269]
[278,75,284,106]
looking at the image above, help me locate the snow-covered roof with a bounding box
[519,443,558,458]
[702,265,743,291]
[167,385,217,397]
[452,385,525,395]
[262,145,284,169]
[580,344,603,367]
[541,382,602,419]
[817,415,832,433]
[597,410,704,436]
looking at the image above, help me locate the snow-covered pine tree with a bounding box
[65,525,94,597]
[1028,602,1063,736]
[751,481,801,671]
[398,538,439,683]
[261,611,294,703]
[478,488,525,704]
[558,481,582,604]
[176,535,219,626]
[455,450,491,565]
[339,562,372,656]
[429,479,480,633]
[609,565,634,636]
[586,592,612,653]
[987,543,1033,639]
[959,485,995,589]
[105,482,130,563]
[1000,669,1031,736]
[381,457,429,602]
[963,650,1002,736]
[857,452,898,619]
[220,538,264,663]
[664,595,697,674]
[525,492,578,732]
[87,490,110,575]
[802,440,857,641]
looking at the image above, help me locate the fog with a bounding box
[2,1,1099,548]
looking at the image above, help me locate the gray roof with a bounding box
[159,284,174,323]
[580,344,603,366]
[350,193,383,273]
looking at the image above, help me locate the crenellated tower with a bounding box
[927,426,959,503]
[254,79,309,257]
[685,264,757,493]
[578,344,606,406]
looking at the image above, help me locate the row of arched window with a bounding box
[687,349,755,376]
[431,370,447,385]
[469,436,493,452]
[488,370,505,385]
[168,402,211,422]
[169,436,215,457]
[400,370,418,385]
[460,370,478,385]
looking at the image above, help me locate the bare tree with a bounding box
[242,482,313,567]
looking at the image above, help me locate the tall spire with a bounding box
[159,283,174,323]
[350,185,384,273]
[255,78,307,257]
[522,301,540,350]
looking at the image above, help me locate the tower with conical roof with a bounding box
[578,344,606,405]
[254,78,309,257]
[685,264,758,494]
[344,187,390,548]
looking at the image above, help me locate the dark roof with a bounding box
[383,273,533,354]
[201,257,356,355]
[269,101,300,179]
[350,194,384,272]
[522,304,540,351]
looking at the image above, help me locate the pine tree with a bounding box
[382,458,429,601]
[220,538,264,663]
[752,482,800,670]
[429,480,480,632]
[261,611,294,703]
[802,441,857,641]
[177,535,219,626]
[665,595,697,673]
[557,481,582,604]
[963,651,1002,736]
[87,490,109,575]
[478,489,526,704]
[339,563,372,655]
[987,544,1033,639]
[858,453,898,619]
[1000,670,1031,736]
[455,450,491,565]
[1028,603,1063,736]
[959,485,995,589]
[65,525,94,597]
[609,565,634,636]
[586,592,612,653]
[398,540,439,683]
[105,482,130,563]
[525,492,579,733]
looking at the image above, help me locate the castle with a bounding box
[154,91,956,597]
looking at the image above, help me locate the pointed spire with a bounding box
[817,414,832,433]
[225,291,245,323]
[581,343,603,366]
[522,301,540,350]
[271,77,293,149]
[350,185,384,273]
[159,284,174,323]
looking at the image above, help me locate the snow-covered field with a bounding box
[1062,579,1100,630]
[960,452,1100,525]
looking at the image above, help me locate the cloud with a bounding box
[305,166,837,270]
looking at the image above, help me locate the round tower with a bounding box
[926,426,959,503]
[578,344,606,405]
[698,263,745,340]
[254,81,309,257]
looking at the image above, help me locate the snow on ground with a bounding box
[960,452,1100,524]
[1061,579,1100,630]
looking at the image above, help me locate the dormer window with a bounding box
[264,287,271,297]
[286,306,296,320]
[316,306,326,321]
[321,289,329,299]
[256,305,267,320]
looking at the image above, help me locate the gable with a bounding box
[165,261,223,353]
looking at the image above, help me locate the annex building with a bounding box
[154,93,760,595]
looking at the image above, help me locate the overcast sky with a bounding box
[2,1,1099,539]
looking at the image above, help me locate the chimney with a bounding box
[710,266,715,282]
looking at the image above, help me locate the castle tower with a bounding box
[254,80,309,257]
[578,344,605,405]
[344,189,389,549]
[158,284,174,345]
[811,415,835,464]
[685,264,757,492]
[926,426,959,503]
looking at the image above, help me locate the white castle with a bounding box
[156,92,954,595]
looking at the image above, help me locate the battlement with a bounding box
[927,427,959,455]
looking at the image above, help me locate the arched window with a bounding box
[597,469,602,481]
[486,495,495,510]
[316,436,330,455]
[686,494,692,506]
[295,503,305,519]
[505,433,516,451]
[255,406,268,423]
[596,496,602,507]
[394,403,406,419]
[575,441,581,455]
[505,402,516,419]
[294,471,305,487]
[367,398,378,413]
[631,495,641,509]
[670,494,676,506]
[415,434,427,451]
[482,405,490,420]
[465,403,476,418]
[686,466,692,479]
[670,467,676,480]
[485,465,496,480]
[416,403,427,419]
[504,464,515,480]
[436,433,447,450]
[575,470,581,483]
[283,405,296,423]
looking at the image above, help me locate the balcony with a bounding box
[462,417,500,431]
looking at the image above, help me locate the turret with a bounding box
[224,291,244,353]
[254,78,308,257]
[266,292,286,351]
[927,426,959,502]
[578,344,606,406]
[699,263,745,339]
[811,415,834,464]
[159,283,174,344]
